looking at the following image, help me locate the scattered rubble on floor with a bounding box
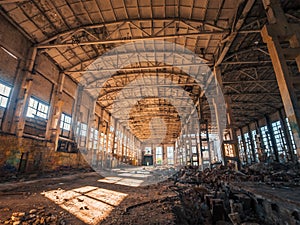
[1,163,300,225]
[174,162,300,185]
[169,162,300,225]
[0,207,67,225]
[99,162,300,225]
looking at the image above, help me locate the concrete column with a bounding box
[99,107,104,168]
[279,109,296,161]
[121,126,126,162]
[214,66,240,168]
[95,113,101,168]
[261,0,300,161]
[72,85,84,144]
[111,119,118,156]
[86,98,96,164]
[46,73,65,148]
[2,58,24,132]
[225,96,240,168]
[255,120,266,162]
[14,47,37,138]
[105,114,111,166]
[247,124,257,162]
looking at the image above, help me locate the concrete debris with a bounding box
[168,162,300,225]
[174,162,300,185]
[3,208,65,225]
[1,163,299,225]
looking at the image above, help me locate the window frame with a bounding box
[155,146,163,165]
[0,81,12,109]
[60,113,72,137]
[26,96,49,120]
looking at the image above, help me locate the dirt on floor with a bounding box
[1,163,299,225]
[0,169,182,225]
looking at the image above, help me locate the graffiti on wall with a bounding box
[3,149,21,172]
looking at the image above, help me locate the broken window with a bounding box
[244,133,253,163]
[156,146,163,165]
[0,81,12,128]
[93,129,99,150]
[251,130,259,162]
[60,113,72,137]
[238,135,246,164]
[260,126,273,159]
[79,123,87,147]
[26,97,49,119]
[24,96,49,137]
[0,82,11,108]
[286,118,297,155]
[272,121,287,162]
[145,146,152,155]
[167,146,174,165]
[88,128,99,150]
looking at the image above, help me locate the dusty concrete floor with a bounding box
[1,164,300,225]
[0,167,179,225]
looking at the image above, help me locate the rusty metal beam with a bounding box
[215,0,256,67]
[37,31,228,49]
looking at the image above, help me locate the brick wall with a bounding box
[0,133,90,174]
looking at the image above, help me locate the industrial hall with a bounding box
[0,0,299,224]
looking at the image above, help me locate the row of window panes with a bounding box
[238,120,297,162]
[0,82,136,155]
[2,80,297,158]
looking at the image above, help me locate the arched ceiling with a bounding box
[128,97,181,143]
[1,0,299,143]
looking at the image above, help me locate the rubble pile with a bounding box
[169,162,300,225]
[246,162,300,183]
[1,163,299,225]
[174,162,300,185]
[170,181,262,225]
[1,207,66,225]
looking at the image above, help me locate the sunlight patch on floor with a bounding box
[117,172,151,178]
[98,176,144,187]
[43,186,127,224]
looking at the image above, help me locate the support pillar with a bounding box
[247,124,257,162]
[214,66,240,169]
[99,107,105,168]
[14,47,37,139]
[2,57,23,133]
[46,73,65,149]
[72,85,84,146]
[279,109,295,161]
[261,0,300,161]
[225,96,241,169]
[255,120,266,162]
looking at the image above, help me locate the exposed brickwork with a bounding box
[0,133,89,174]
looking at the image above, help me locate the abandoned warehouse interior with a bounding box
[0,0,300,224]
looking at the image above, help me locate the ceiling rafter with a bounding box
[37,30,228,49]
[214,0,256,67]
[39,18,227,45]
